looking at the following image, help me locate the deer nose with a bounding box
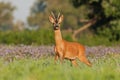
[55,25,59,27]
[55,24,59,27]
[54,25,59,30]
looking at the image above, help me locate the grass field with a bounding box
[0,53,120,80]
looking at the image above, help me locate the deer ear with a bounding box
[58,15,64,23]
[49,15,55,23]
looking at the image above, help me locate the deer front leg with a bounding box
[54,46,59,64]
[55,46,65,64]
[54,52,64,64]
[59,52,65,64]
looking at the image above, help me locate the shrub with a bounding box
[0,29,54,45]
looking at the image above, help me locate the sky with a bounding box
[0,0,35,23]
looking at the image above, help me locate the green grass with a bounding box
[0,54,120,80]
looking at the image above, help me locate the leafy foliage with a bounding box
[0,2,15,30]
[0,29,54,45]
[0,0,120,45]
[70,0,120,41]
[0,29,119,46]
[28,0,120,42]
[27,0,84,30]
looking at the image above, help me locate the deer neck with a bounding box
[54,29,63,46]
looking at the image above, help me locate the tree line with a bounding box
[0,0,120,43]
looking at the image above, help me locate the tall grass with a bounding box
[0,54,119,80]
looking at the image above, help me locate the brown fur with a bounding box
[49,12,92,67]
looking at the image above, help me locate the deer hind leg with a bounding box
[78,55,92,67]
[71,59,78,67]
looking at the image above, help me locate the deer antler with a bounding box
[51,11,56,19]
[57,12,61,19]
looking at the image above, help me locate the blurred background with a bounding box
[0,0,120,46]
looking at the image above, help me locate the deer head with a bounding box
[49,12,64,30]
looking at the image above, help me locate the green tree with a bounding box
[27,0,79,30]
[0,2,15,30]
[70,0,120,41]
[28,0,120,42]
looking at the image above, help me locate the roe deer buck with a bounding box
[49,12,92,67]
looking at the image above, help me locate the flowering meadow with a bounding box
[0,45,120,80]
